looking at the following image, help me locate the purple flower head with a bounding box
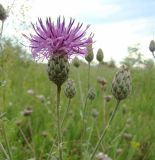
[24,17,93,60]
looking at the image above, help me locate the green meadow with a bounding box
[0,41,155,160]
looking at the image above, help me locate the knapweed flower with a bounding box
[24,17,93,60]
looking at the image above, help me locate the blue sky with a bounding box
[0,0,155,62]
[86,0,155,23]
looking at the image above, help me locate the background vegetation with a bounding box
[0,40,155,160]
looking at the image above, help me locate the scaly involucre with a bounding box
[24,17,93,60]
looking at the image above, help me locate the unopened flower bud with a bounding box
[96,48,104,63]
[87,88,96,101]
[111,65,131,101]
[96,152,112,160]
[36,94,46,103]
[123,133,132,142]
[149,40,155,53]
[85,44,94,63]
[41,131,48,138]
[0,4,7,21]
[91,109,99,118]
[73,57,80,68]
[64,79,76,99]
[27,89,35,95]
[21,107,33,117]
[15,120,22,126]
[47,55,69,87]
[116,148,123,155]
[104,95,112,102]
[97,77,107,86]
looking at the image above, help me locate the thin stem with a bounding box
[0,142,10,159]
[87,62,90,90]
[77,69,84,107]
[61,98,71,128]
[103,93,106,130]
[86,118,96,152]
[1,122,13,160]
[90,100,120,160]
[0,112,6,119]
[38,139,46,160]
[82,94,88,137]
[56,85,63,160]
[18,126,35,156]
[152,51,155,59]
[0,21,4,42]
[47,98,70,160]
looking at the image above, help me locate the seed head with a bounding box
[87,88,96,101]
[96,48,104,63]
[0,4,7,21]
[64,79,76,99]
[116,148,123,155]
[41,131,49,138]
[36,94,46,103]
[123,133,133,142]
[91,109,99,118]
[27,89,35,95]
[104,95,112,102]
[96,152,112,160]
[111,65,131,101]
[21,107,33,117]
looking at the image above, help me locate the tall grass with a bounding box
[0,42,155,160]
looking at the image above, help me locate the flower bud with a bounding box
[122,133,132,142]
[96,152,112,160]
[91,109,99,118]
[149,40,155,53]
[96,48,104,63]
[0,4,7,21]
[104,95,112,102]
[21,107,33,117]
[73,57,80,68]
[111,65,131,101]
[64,79,76,99]
[47,55,69,87]
[87,88,96,101]
[85,44,94,63]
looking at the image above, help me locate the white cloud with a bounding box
[92,18,154,62]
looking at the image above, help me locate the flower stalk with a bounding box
[56,85,63,160]
[0,121,13,160]
[90,100,120,160]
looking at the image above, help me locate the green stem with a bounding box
[1,122,13,160]
[87,62,90,90]
[86,118,96,152]
[61,98,71,128]
[18,126,35,156]
[82,94,88,137]
[152,51,155,59]
[77,69,84,107]
[0,142,10,159]
[56,85,63,160]
[90,100,120,160]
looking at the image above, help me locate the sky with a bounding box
[0,0,155,63]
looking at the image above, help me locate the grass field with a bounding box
[0,42,155,160]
